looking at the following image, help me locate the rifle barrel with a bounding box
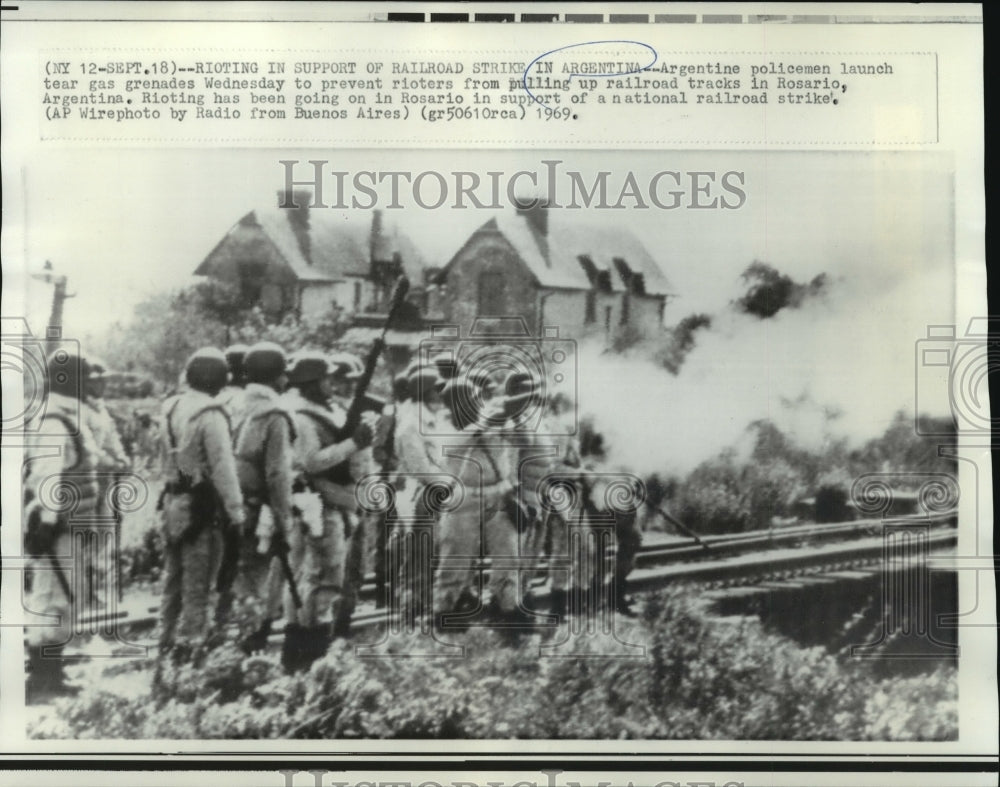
[652,505,712,551]
[275,544,303,609]
[48,554,75,604]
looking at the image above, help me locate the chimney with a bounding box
[278,189,312,264]
[516,199,548,239]
[369,209,384,262]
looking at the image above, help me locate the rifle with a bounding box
[650,504,713,552]
[271,527,303,610]
[49,553,75,605]
[334,275,410,443]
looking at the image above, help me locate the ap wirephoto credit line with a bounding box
[0,0,991,779]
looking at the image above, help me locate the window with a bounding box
[604,305,612,333]
[620,293,631,326]
[353,280,362,311]
[585,290,596,324]
[260,283,283,313]
[478,271,505,316]
[237,259,267,308]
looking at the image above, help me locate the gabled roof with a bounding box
[443,210,674,296]
[196,208,425,283]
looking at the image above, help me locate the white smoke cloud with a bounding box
[573,264,954,478]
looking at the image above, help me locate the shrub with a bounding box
[36,588,956,741]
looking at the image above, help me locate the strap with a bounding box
[164,398,182,451]
[250,407,297,443]
[189,403,233,440]
[41,412,85,472]
[164,397,194,493]
[296,407,340,440]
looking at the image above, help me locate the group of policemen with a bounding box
[22,339,643,700]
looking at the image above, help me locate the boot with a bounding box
[332,591,357,639]
[487,600,534,646]
[281,623,307,673]
[25,645,79,704]
[434,588,478,635]
[610,576,636,617]
[549,588,568,621]
[239,618,273,655]
[302,624,332,668]
[171,642,194,666]
[282,622,331,673]
[331,611,352,639]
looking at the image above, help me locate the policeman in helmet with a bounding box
[22,349,102,700]
[158,348,246,663]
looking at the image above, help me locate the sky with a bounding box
[8,148,952,345]
[5,148,955,465]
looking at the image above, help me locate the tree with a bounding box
[733,261,827,319]
[97,281,350,388]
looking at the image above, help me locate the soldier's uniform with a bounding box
[324,390,374,637]
[23,353,102,701]
[231,348,296,650]
[85,398,129,474]
[82,395,130,604]
[159,374,244,658]
[213,350,251,625]
[512,423,582,615]
[390,370,448,615]
[218,385,248,430]
[433,380,518,626]
[281,384,366,634]
[68,359,129,611]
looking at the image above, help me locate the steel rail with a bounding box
[61,511,957,640]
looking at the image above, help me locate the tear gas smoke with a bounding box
[573,266,953,478]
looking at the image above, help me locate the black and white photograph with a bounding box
[3,146,971,742]
[0,0,991,774]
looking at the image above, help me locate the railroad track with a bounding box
[40,510,958,653]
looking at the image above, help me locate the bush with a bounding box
[673,449,803,534]
[35,588,957,741]
[675,452,750,533]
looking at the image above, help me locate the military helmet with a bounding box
[287,350,330,386]
[440,377,480,431]
[407,367,441,403]
[432,352,459,380]
[392,371,411,402]
[503,371,541,403]
[185,347,229,393]
[85,355,110,379]
[502,370,543,420]
[244,342,286,384]
[328,351,364,381]
[466,367,496,391]
[47,347,87,400]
